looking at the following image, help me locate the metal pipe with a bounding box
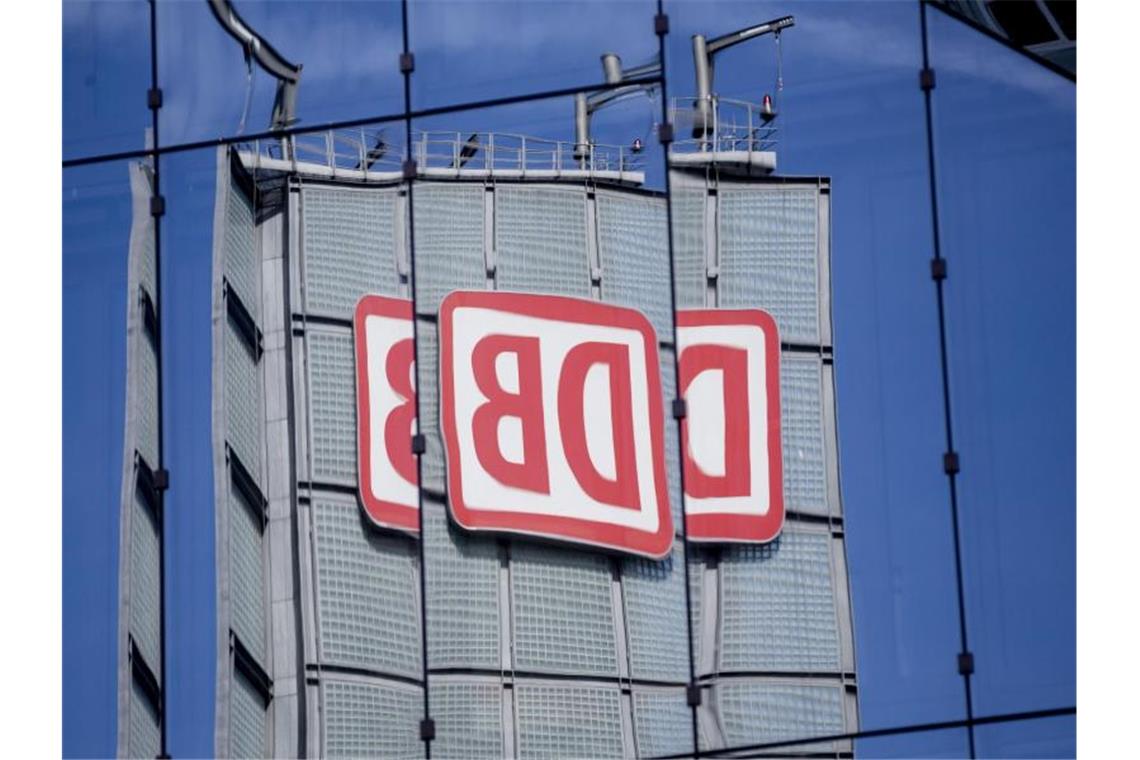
[691,34,712,138]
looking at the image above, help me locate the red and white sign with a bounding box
[439,291,674,559]
[678,309,784,543]
[354,295,420,533]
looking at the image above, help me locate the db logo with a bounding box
[355,293,784,552]
[677,309,784,544]
[354,295,419,533]
[439,291,674,558]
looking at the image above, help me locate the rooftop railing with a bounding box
[236,129,646,181]
[669,95,779,156]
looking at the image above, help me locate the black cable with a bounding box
[148,1,170,757]
[61,76,661,170]
[648,705,1076,759]
[653,2,701,756]
[398,2,432,757]
[919,2,975,757]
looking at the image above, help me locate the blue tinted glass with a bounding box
[929,8,1076,722]
[409,0,658,110]
[63,161,133,757]
[63,1,151,160]
[668,0,964,734]
[157,1,404,145]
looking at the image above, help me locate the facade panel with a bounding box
[205,154,855,758]
[312,496,421,677]
[321,679,421,759]
[514,683,624,759]
[301,185,400,316]
[718,185,821,344]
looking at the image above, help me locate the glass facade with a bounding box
[60,1,1076,758]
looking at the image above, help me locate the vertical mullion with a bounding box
[654,2,701,756]
[399,2,433,757]
[918,2,976,757]
[146,1,169,756]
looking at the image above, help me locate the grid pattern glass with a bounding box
[308,329,357,484]
[230,668,267,759]
[412,183,487,315]
[623,544,689,682]
[430,681,504,759]
[715,681,845,749]
[230,487,266,665]
[312,497,421,677]
[135,332,160,469]
[424,503,500,669]
[301,185,400,316]
[633,689,692,759]
[130,490,161,681]
[660,347,682,531]
[510,543,618,676]
[129,679,161,760]
[781,354,828,513]
[670,188,707,309]
[136,194,157,304]
[414,320,447,492]
[225,317,262,483]
[688,547,706,672]
[719,186,819,344]
[322,679,421,759]
[224,178,259,322]
[597,190,672,339]
[720,529,840,671]
[495,186,590,296]
[515,683,623,759]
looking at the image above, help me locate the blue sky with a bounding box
[63,1,1074,757]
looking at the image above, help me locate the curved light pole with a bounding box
[208,0,303,131]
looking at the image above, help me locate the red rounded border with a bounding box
[354,294,421,534]
[677,308,785,544]
[439,290,674,559]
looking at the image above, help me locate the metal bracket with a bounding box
[400,52,415,75]
[686,683,702,707]
[403,159,418,180]
[658,122,674,145]
[412,434,427,455]
[943,451,960,476]
[920,67,936,91]
[958,651,975,675]
[153,468,170,491]
[654,13,670,36]
[672,398,687,420]
[147,88,164,110]
[150,195,166,218]
[420,718,436,741]
[931,257,947,281]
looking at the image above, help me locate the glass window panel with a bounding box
[312,497,421,678]
[301,184,402,318]
[307,328,357,485]
[510,543,618,676]
[158,2,404,146]
[622,543,689,683]
[321,679,421,759]
[229,487,266,666]
[424,501,501,670]
[430,681,504,759]
[63,1,151,160]
[229,668,267,760]
[929,9,1076,723]
[514,682,624,759]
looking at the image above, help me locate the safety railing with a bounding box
[411,131,645,175]
[669,95,779,156]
